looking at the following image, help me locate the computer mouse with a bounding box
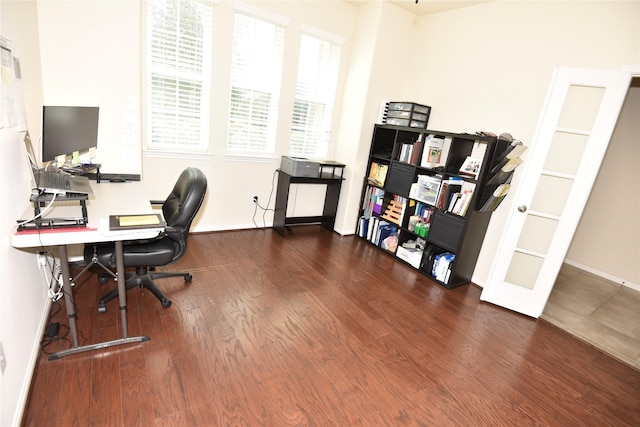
[109,178,127,183]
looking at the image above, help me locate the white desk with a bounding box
[11,182,163,360]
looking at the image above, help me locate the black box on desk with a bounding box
[280,156,320,177]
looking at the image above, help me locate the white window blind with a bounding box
[290,33,342,158]
[146,0,212,152]
[227,12,285,153]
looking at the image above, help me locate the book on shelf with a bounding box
[410,135,424,165]
[448,181,475,216]
[357,216,368,238]
[368,162,388,187]
[366,216,379,244]
[398,143,410,163]
[421,135,451,168]
[378,222,398,253]
[454,192,473,216]
[415,202,434,223]
[435,177,463,210]
[363,186,385,218]
[398,140,422,164]
[367,220,398,252]
[436,180,449,210]
[373,188,384,215]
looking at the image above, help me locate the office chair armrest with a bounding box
[164,225,181,234]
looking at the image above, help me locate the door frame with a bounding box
[480,66,637,318]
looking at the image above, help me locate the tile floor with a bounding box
[542,263,640,370]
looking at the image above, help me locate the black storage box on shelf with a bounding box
[385,162,414,196]
[384,102,431,129]
[427,210,465,253]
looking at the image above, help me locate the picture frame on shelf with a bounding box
[458,156,482,178]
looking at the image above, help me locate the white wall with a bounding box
[334,1,418,232]
[0,2,47,426]
[37,0,142,174]
[406,0,640,286]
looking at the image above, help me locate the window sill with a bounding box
[223,153,279,164]
[143,150,213,161]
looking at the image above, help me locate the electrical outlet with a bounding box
[0,342,6,375]
[37,251,47,269]
[252,195,258,204]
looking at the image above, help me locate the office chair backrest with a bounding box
[162,167,207,256]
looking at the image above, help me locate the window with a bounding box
[146,0,213,152]
[227,10,285,153]
[290,32,342,158]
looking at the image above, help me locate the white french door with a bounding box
[480,67,631,318]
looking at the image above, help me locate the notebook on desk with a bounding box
[23,132,94,195]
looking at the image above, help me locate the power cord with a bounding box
[39,302,70,354]
[40,323,71,355]
[39,299,89,355]
[252,169,277,229]
[39,251,63,302]
[16,190,58,229]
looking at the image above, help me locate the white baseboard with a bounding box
[564,258,640,292]
[15,299,51,427]
[474,260,640,293]
[192,223,358,235]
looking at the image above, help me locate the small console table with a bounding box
[273,161,345,236]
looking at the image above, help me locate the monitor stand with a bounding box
[16,193,89,231]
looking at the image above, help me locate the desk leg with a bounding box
[115,241,128,338]
[273,172,291,236]
[58,245,79,347]
[322,181,342,231]
[49,243,150,361]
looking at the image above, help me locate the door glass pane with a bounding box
[543,131,589,175]
[517,214,558,254]
[558,85,604,130]
[530,175,574,216]
[504,251,543,290]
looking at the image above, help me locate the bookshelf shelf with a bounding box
[357,124,510,289]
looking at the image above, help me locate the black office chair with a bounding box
[86,167,207,312]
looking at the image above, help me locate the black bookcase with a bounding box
[357,124,509,289]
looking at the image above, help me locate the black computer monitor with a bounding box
[42,106,99,163]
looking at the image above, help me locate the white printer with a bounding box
[279,156,320,178]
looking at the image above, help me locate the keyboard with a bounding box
[85,173,141,182]
[38,172,72,191]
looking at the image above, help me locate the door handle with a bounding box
[518,205,527,213]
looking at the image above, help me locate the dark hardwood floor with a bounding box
[23,226,640,426]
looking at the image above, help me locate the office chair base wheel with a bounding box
[97,303,107,313]
[98,274,110,284]
[161,299,172,308]
[185,274,192,282]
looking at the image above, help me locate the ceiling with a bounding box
[348,0,493,16]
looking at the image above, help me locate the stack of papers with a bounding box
[109,214,165,230]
